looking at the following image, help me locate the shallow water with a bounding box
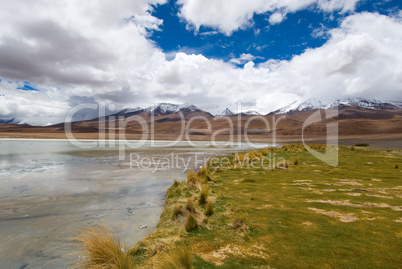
[0,139,262,268]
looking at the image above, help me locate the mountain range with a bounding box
[1,97,401,126]
[1,97,402,144]
[112,97,402,119]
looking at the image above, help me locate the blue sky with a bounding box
[150,0,401,63]
[0,0,402,125]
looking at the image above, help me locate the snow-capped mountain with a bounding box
[331,98,401,110]
[117,103,265,117]
[270,101,299,114]
[216,108,234,117]
[144,103,181,114]
[270,98,324,114]
[117,103,202,116]
[117,107,143,115]
[272,98,402,114]
[243,110,262,116]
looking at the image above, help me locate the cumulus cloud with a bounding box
[0,0,167,125]
[229,53,258,65]
[152,12,402,113]
[177,0,363,35]
[0,1,401,125]
[263,12,402,103]
[0,80,69,125]
[269,12,286,25]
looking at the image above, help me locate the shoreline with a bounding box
[1,134,402,149]
[120,144,402,268]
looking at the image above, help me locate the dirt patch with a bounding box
[323,189,336,192]
[292,183,315,186]
[257,204,273,210]
[307,199,402,211]
[308,207,358,222]
[202,244,269,266]
[312,190,324,195]
[332,179,361,182]
[346,193,362,197]
[326,182,363,186]
[365,194,393,199]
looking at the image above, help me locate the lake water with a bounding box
[0,139,265,268]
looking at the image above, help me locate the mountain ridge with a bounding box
[116,98,402,118]
[270,97,402,114]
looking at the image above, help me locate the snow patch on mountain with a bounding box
[107,98,402,119]
[243,110,262,116]
[272,97,402,114]
[332,98,401,110]
[118,107,143,114]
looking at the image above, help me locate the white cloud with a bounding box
[152,12,402,113]
[0,81,69,125]
[229,53,257,65]
[257,12,402,103]
[317,0,361,13]
[269,12,286,25]
[0,1,401,125]
[177,0,362,35]
[0,0,167,125]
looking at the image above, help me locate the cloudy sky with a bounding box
[0,0,401,125]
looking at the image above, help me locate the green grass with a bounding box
[130,144,402,268]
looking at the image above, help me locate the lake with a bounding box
[0,139,265,268]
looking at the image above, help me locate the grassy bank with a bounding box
[78,144,402,268]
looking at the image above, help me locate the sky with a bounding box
[0,0,401,125]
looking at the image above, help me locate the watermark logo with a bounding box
[64,102,339,168]
[302,108,339,166]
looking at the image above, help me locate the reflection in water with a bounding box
[0,139,261,268]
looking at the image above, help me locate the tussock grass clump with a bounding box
[276,161,289,169]
[157,247,193,269]
[186,170,197,183]
[205,200,214,217]
[185,214,198,232]
[73,224,134,269]
[186,170,198,190]
[198,186,209,206]
[233,153,248,164]
[355,143,369,147]
[304,144,326,151]
[395,164,399,169]
[171,205,184,221]
[213,166,222,173]
[232,214,248,231]
[248,150,262,160]
[258,148,269,156]
[282,144,305,152]
[186,198,196,213]
[294,157,299,165]
[166,182,182,199]
[197,166,213,182]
